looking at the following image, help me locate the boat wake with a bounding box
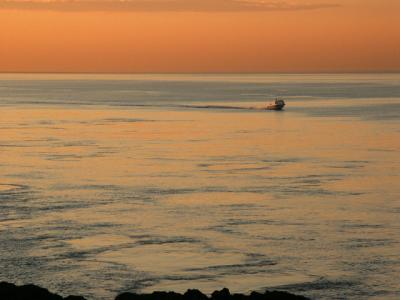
[115,103,279,111]
[178,104,257,110]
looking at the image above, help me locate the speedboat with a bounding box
[266,98,285,110]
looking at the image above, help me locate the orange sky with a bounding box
[0,0,399,73]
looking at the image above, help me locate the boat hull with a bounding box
[266,104,285,110]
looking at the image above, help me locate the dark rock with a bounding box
[116,291,184,300]
[115,292,141,300]
[114,287,310,300]
[0,281,310,300]
[249,291,264,300]
[64,296,87,300]
[264,290,309,300]
[0,282,63,300]
[211,288,231,300]
[184,289,208,300]
[153,291,184,300]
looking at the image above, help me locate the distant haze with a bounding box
[1,0,399,72]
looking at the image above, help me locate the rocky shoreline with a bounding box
[0,282,309,300]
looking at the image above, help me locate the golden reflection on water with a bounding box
[1,102,399,299]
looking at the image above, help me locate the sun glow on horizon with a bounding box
[0,0,399,73]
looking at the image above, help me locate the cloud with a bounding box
[0,0,341,12]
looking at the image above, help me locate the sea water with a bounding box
[0,74,399,299]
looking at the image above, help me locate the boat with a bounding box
[266,98,286,110]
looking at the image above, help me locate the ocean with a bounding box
[0,73,399,299]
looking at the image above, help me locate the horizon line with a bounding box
[1,71,400,75]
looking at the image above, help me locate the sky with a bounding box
[0,0,399,73]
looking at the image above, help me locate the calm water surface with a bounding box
[0,74,399,299]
